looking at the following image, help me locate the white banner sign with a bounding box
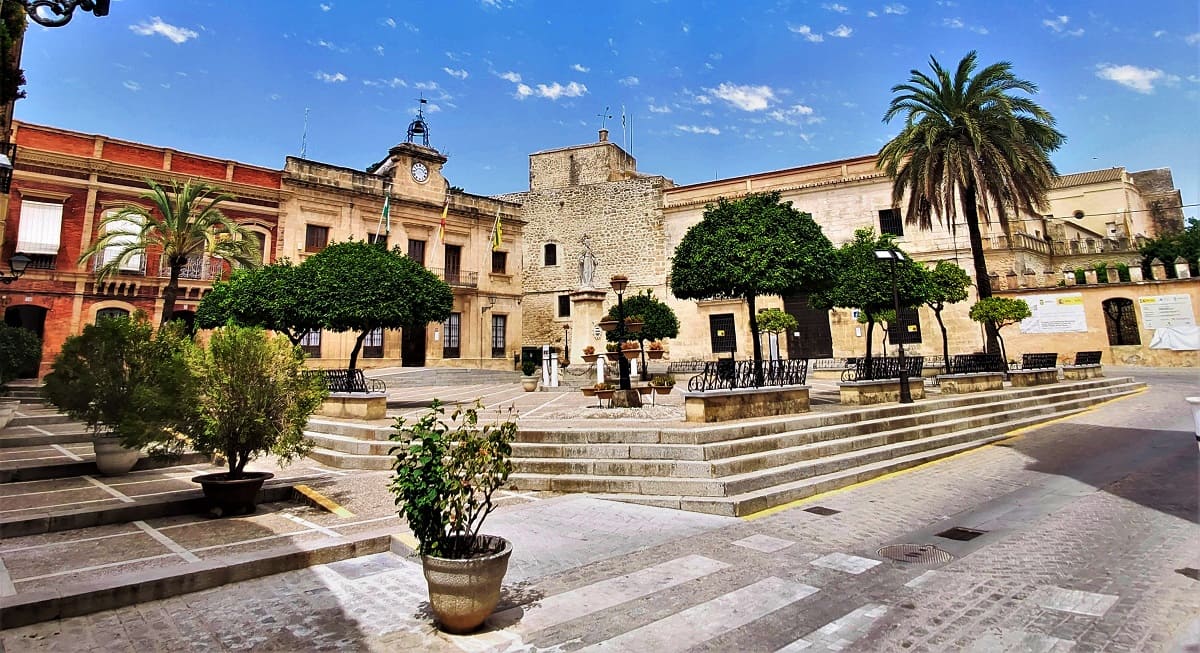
[1020,293,1088,334]
[1139,294,1196,329]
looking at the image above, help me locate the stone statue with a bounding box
[579,235,599,289]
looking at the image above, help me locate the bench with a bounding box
[303,369,388,420]
[939,353,1007,394]
[840,356,925,382]
[1063,350,1104,380]
[838,356,926,405]
[1010,352,1059,387]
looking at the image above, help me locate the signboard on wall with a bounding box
[1139,294,1196,329]
[1019,293,1088,334]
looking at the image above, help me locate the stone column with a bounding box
[1128,266,1144,282]
[1084,268,1098,285]
[569,289,608,365]
[1105,267,1120,284]
[1175,257,1192,279]
[1150,258,1166,280]
[1063,267,1076,286]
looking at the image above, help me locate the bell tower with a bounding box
[385,99,449,203]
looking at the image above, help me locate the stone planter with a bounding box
[647,349,665,360]
[192,471,275,516]
[599,320,618,332]
[605,351,621,361]
[422,535,513,634]
[635,385,654,396]
[650,384,674,395]
[521,376,538,392]
[1187,397,1200,448]
[625,321,644,333]
[93,435,140,476]
[595,389,615,401]
[581,386,596,397]
[581,354,599,363]
[622,349,640,360]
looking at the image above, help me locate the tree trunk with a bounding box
[747,294,763,386]
[638,336,648,381]
[285,329,305,346]
[864,316,875,381]
[161,259,183,325]
[962,184,1001,354]
[348,329,369,370]
[935,306,951,374]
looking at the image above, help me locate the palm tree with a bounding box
[878,51,1064,353]
[80,179,262,324]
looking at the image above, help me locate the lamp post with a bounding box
[0,253,30,284]
[609,274,631,391]
[874,248,912,404]
[10,0,109,27]
[562,323,571,365]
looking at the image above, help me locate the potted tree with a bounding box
[581,345,599,363]
[42,315,192,476]
[520,358,539,392]
[184,325,326,516]
[650,374,676,394]
[389,399,517,634]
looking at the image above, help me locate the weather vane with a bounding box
[596,106,612,130]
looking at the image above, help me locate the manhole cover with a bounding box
[936,527,987,542]
[877,544,954,565]
[804,506,841,516]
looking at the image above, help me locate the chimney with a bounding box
[598,128,609,143]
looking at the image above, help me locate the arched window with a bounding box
[95,307,130,323]
[543,243,558,266]
[1102,298,1140,346]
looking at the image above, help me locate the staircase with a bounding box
[304,377,1143,516]
[370,367,522,387]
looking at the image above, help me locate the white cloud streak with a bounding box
[788,24,824,42]
[1095,64,1165,93]
[129,17,198,44]
[676,125,720,135]
[315,71,347,83]
[443,67,469,80]
[828,25,853,37]
[707,82,777,111]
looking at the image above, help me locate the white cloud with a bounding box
[373,45,384,56]
[499,71,522,83]
[123,80,141,91]
[426,103,442,113]
[694,94,712,104]
[1152,30,1166,38]
[943,17,988,34]
[618,76,640,86]
[444,67,469,80]
[707,82,777,111]
[319,3,332,11]
[1042,15,1082,36]
[768,103,818,125]
[384,17,396,28]
[676,125,720,135]
[884,3,908,14]
[1095,64,1164,93]
[403,21,419,32]
[515,83,533,99]
[822,3,848,12]
[363,77,406,88]
[480,0,513,8]
[867,10,878,17]
[1186,32,1200,46]
[571,63,590,73]
[648,104,672,113]
[129,17,198,44]
[315,71,347,83]
[414,81,442,91]
[535,81,588,100]
[269,93,281,101]
[788,24,824,42]
[681,22,690,33]
[829,25,853,38]
[312,39,348,52]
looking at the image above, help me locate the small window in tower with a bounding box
[544,243,558,266]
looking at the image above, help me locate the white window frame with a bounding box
[102,210,145,273]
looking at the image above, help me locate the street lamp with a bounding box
[0,253,31,284]
[609,274,631,391]
[873,248,912,404]
[12,0,109,27]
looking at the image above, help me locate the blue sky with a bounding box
[15,1,1200,214]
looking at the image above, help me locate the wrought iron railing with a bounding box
[950,353,1005,374]
[93,252,146,275]
[431,268,479,288]
[687,359,809,392]
[301,369,386,393]
[158,257,221,281]
[840,356,925,382]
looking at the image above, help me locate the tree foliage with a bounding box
[968,297,1031,363]
[878,51,1064,353]
[0,2,27,106]
[78,179,262,324]
[670,191,835,369]
[0,324,40,385]
[42,315,193,454]
[755,308,798,335]
[183,325,325,479]
[1139,218,1200,279]
[196,261,318,344]
[602,290,680,343]
[923,260,973,372]
[296,241,453,369]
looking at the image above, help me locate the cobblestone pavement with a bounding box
[1,368,1196,652]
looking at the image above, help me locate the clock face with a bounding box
[411,162,430,183]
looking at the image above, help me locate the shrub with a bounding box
[388,400,516,558]
[0,324,40,385]
[1115,262,1131,282]
[651,374,675,387]
[521,358,537,376]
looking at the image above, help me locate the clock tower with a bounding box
[382,103,449,204]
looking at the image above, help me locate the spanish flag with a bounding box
[490,208,503,251]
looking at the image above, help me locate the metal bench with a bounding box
[1020,353,1058,370]
[950,353,1006,375]
[1073,351,1102,366]
[841,356,925,382]
[302,369,387,393]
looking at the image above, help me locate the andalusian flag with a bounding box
[490,208,503,251]
[381,193,391,235]
[438,199,448,242]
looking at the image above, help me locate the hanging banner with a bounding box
[1019,293,1088,334]
[1139,294,1196,329]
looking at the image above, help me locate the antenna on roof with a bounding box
[300,107,310,159]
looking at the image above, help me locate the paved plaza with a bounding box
[1,367,1196,651]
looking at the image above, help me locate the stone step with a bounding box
[305,418,393,442]
[3,389,43,399]
[9,413,72,427]
[304,431,399,457]
[0,427,92,448]
[307,446,394,471]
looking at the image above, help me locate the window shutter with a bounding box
[103,212,144,272]
[16,201,64,255]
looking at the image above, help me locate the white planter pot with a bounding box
[93,436,140,476]
[1187,397,1200,449]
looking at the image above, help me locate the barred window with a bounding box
[878,208,903,237]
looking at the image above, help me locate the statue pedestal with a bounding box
[569,289,608,366]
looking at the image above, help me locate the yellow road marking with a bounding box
[294,484,355,517]
[741,386,1145,521]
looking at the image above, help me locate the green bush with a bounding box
[42,315,192,454]
[0,325,41,385]
[1115,262,1131,282]
[1074,268,1086,285]
[521,358,537,376]
[388,400,516,558]
[183,325,326,479]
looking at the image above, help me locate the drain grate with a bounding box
[804,506,841,516]
[936,527,987,542]
[877,544,954,565]
[1177,568,1200,581]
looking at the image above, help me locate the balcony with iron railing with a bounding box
[92,252,147,275]
[157,256,224,281]
[431,267,479,288]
